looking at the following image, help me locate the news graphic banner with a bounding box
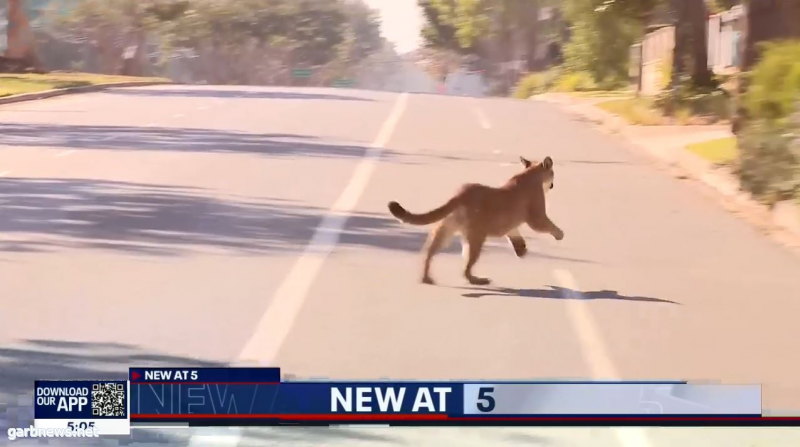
[125,367,765,426]
[34,380,130,435]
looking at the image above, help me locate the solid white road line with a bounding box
[552,269,655,447]
[185,92,409,447]
[237,91,408,363]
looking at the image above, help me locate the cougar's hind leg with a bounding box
[506,227,527,258]
[462,231,490,285]
[421,218,457,285]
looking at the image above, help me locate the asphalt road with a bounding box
[1,85,800,446]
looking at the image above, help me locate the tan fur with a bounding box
[388,156,564,285]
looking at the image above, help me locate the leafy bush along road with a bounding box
[737,41,800,206]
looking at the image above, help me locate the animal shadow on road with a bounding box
[103,87,374,101]
[461,285,679,305]
[0,340,399,445]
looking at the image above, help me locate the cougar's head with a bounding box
[519,156,555,191]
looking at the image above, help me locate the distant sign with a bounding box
[332,78,356,88]
[291,68,313,79]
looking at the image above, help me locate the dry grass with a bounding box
[0,72,170,97]
[596,97,664,125]
[685,137,738,165]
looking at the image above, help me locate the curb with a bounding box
[0,80,173,106]
[532,94,800,244]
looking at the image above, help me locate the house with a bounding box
[707,5,744,74]
[634,5,745,96]
[638,24,675,96]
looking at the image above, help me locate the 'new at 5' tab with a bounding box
[129,367,281,383]
[34,380,130,436]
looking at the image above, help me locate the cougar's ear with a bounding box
[542,156,553,170]
[520,156,533,168]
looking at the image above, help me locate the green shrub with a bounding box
[736,41,800,204]
[743,40,800,124]
[737,103,800,205]
[654,79,732,122]
[554,71,597,92]
[512,71,553,99]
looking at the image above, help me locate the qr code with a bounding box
[91,383,126,417]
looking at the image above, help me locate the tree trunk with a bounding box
[689,0,713,87]
[670,0,686,87]
[670,0,713,89]
[523,1,541,72]
[5,0,42,70]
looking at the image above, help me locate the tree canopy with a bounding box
[418,0,739,92]
[42,0,386,84]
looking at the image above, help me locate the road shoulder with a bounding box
[0,79,173,107]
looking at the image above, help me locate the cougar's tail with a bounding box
[388,196,461,225]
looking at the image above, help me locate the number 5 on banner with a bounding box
[477,387,495,412]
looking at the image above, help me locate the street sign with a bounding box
[291,68,313,79]
[332,78,356,88]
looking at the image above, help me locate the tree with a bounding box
[563,0,642,86]
[47,0,186,75]
[419,0,491,55]
[418,0,553,92]
[707,0,740,14]
[341,0,382,62]
[5,0,42,70]
[669,0,713,90]
[419,0,463,54]
[417,0,483,84]
[413,46,462,82]
[320,0,385,85]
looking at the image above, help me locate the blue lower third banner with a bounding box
[34,380,130,435]
[128,379,774,426]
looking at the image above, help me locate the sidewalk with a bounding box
[532,92,800,250]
